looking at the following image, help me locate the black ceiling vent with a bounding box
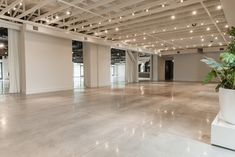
[198,48,203,54]
[177,51,180,54]
[220,48,225,51]
[33,26,39,31]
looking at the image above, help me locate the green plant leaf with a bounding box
[220,52,235,64]
[201,57,223,71]
[203,70,217,84]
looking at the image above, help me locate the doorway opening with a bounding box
[110,48,126,86]
[165,60,174,81]
[138,53,151,81]
[72,41,84,89]
[0,27,9,94]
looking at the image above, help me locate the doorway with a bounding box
[165,60,174,81]
[110,48,126,86]
[72,41,84,89]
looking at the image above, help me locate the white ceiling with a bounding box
[0,0,232,54]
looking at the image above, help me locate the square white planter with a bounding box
[211,113,235,150]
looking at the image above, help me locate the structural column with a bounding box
[83,42,111,88]
[151,54,159,81]
[125,50,139,83]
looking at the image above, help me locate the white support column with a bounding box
[83,42,111,88]
[151,54,159,81]
[125,50,138,83]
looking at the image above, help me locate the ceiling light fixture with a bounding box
[115,27,119,31]
[180,0,184,3]
[192,10,197,15]
[190,30,193,33]
[0,43,4,48]
[225,24,229,28]
[105,30,108,33]
[132,12,135,16]
[217,5,222,10]
[66,11,71,15]
[162,4,165,8]
[206,27,211,31]
[146,9,149,12]
[171,15,175,20]
[201,23,204,26]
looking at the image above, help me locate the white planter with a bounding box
[219,88,235,124]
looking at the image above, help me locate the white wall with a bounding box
[158,52,220,82]
[83,42,111,88]
[173,52,220,82]
[22,32,73,94]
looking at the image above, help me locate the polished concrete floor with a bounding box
[0,82,234,157]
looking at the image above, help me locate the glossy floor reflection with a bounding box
[0,80,9,94]
[0,82,234,157]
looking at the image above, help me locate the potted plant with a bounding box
[201,27,235,124]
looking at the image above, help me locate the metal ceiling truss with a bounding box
[0,0,231,53]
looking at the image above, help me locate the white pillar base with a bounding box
[211,113,235,150]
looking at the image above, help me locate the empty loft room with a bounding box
[0,0,235,156]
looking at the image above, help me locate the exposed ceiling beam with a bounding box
[65,0,147,29]
[0,0,21,16]
[16,0,55,19]
[32,0,84,22]
[200,1,228,45]
[76,0,207,33]
[49,0,115,25]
